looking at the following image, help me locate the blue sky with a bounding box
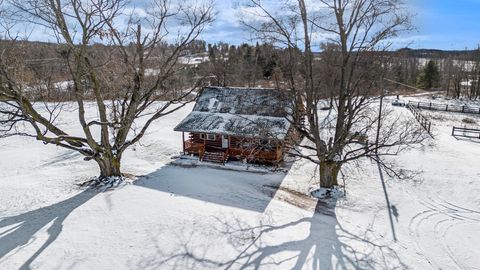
[10,0,480,50]
[408,0,480,50]
[199,0,480,50]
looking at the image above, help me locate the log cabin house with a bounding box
[174,86,298,165]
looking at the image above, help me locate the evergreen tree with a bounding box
[417,60,440,89]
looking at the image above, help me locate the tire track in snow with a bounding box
[408,194,480,269]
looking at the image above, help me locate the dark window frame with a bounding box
[206,134,216,141]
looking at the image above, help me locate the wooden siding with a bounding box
[190,132,222,149]
[185,132,285,164]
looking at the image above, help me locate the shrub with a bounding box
[462,118,476,124]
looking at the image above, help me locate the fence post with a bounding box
[428,122,431,133]
[429,103,432,110]
[417,102,420,108]
[452,127,455,136]
[462,106,465,113]
[446,105,448,111]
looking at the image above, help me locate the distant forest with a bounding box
[1,39,479,100]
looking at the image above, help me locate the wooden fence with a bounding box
[408,101,480,115]
[407,103,433,135]
[451,126,480,139]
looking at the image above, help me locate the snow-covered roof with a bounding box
[174,86,291,139]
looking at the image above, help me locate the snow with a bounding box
[1,99,480,269]
[174,86,292,139]
[311,187,345,199]
[191,87,289,117]
[172,155,290,174]
[53,80,74,91]
[175,111,291,139]
[179,55,209,65]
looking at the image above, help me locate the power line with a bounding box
[24,58,63,63]
[384,78,424,91]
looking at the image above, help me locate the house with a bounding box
[174,86,299,165]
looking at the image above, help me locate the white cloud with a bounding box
[123,7,148,18]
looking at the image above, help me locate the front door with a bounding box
[222,135,229,149]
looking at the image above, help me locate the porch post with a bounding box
[182,132,185,155]
[227,135,231,156]
[276,142,281,161]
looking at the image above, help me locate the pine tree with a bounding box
[417,60,441,89]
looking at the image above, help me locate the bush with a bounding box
[462,118,476,124]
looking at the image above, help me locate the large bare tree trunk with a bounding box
[243,0,424,193]
[319,161,340,188]
[1,0,213,183]
[96,156,122,179]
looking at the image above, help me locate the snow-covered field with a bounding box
[1,99,480,269]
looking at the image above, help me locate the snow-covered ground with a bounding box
[1,100,480,269]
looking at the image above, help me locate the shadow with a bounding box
[137,200,408,270]
[391,205,399,222]
[133,161,407,269]
[0,189,97,269]
[452,135,480,144]
[136,163,288,213]
[39,150,82,167]
[219,200,408,269]
[376,160,398,242]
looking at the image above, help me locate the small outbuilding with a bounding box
[174,86,299,165]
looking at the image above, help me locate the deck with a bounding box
[183,138,283,165]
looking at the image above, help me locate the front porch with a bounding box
[182,133,228,164]
[181,132,284,165]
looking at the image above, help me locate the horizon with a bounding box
[3,0,480,51]
[199,0,480,51]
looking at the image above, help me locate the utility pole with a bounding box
[375,85,386,154]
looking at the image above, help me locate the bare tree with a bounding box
[470,47,480,100]
[0,0,213,182]
[442,57,454,97]
[451,61,468,99]
[243,0,425,188]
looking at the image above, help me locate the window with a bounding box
[199,133,216,141]
[207,134,216,141]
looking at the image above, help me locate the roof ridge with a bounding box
[205,86,279,91]
[190,110,287,119]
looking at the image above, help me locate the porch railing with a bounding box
[184,140,205,155]
[228,147,281,163]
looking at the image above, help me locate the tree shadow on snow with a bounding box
[136,164,288,213]
[0,189,97,269]
[137,199,408,270]
[38,150,82,168]
[452,135,480,144]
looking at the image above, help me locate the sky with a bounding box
[199,0,480,50]
[6,0,480,51]
[407,0,480,50]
